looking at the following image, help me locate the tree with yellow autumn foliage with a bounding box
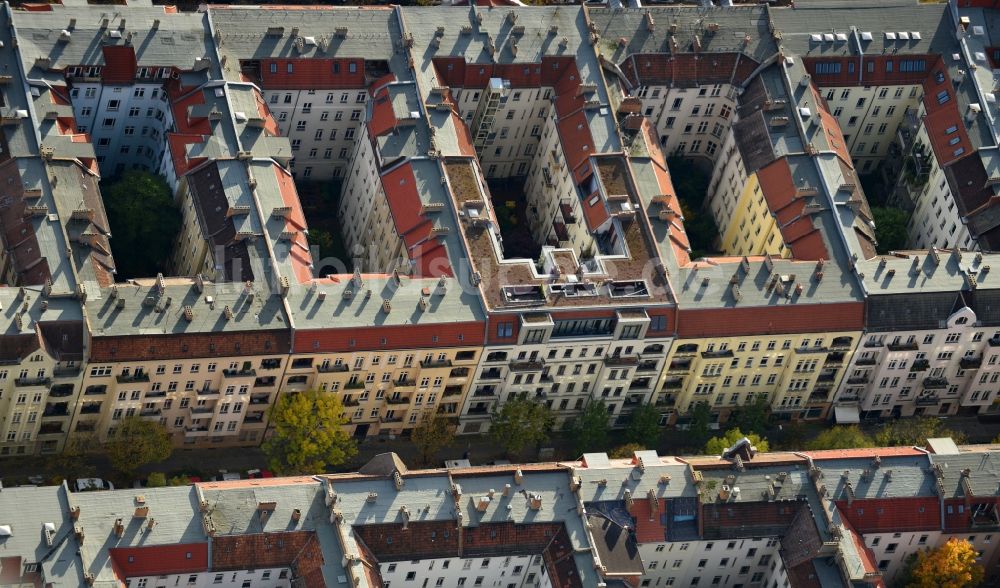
[904,538,983,588]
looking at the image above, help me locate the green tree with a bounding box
[704,428,770,455]
[47,433,99,482]
[872,207,911,254]
[101,170,182,278]
[905,538,984,588]
[688,402,713,441]
[625,403,662,447]
[168,475,192,486]
[731,396,771,434]
[806,425,876,450]
[609,443,645,459]
[263,390,357,475]
[570,400,611,455]
[411,414,455,465]
[146,472,167,488]
[490,397,554,457]
[104,417,172,477]
[874,417,967,448]
[308,228,336,259]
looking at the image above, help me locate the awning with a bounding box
[834,405,861,424]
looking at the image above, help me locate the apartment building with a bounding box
[832,249,1000,420]
[13,440,1000,587]
[67,278,292,448]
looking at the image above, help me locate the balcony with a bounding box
[960,356,983,370]
[604,355,639,366]
[855,357,877,366]
[700,349,734,359]
[673,344,699,356]
[655,395,676,407]
[223,368,256,378]
[662,378,684,390]
[637,360,659,373]
[910,359,930,372]
[185,426,211,437]
[342,398,360,407]
[864,340,885,348]
[831,337,854,350]
[989,336,1000,348]
[380,415,404,424]
[509,360,544,372]
[80,403,102,414]
[145,390,167,398]
[817,372,837,383]
[43,403,69,417]
[449,367,470,378]
[189,406,215,415]
[808,388,831,403]
[393,379,417,389]
[318,363,349,373]
[667,360,692,374]
[420,358,453,369]
[49,384,74,398]
[923,377,949,390]
[140,408,162,417]
[887,341,919,352]
[847,376,869,385]
[468,405,491,415]
[386,395,410,405]
[116,373,149,384]
[197,388,220,396]
[15,376,52,387]
[85,385,107,396]
[53,367,81,379]
[444,386,463,397]
[473,388,497,397]
[480,369,503,380]
[249,394,270,405]
[345,381,366,390]
[825,352,845,366]
[38,422,64,435]
[243,414,265,424]
[916,395,941,406]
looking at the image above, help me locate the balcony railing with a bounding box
[197,388,220,396]
[910,359,930,372]
[53,367,81,378]
[887,341,919,352]
[116,373,149,384]
[604,355,639,366]
[189,406,215,415]
[825,352,845,366]
[380,415,404,423]
[223,368,256,378]
[145,390,167,398]
[864,340,885,348]
[394,379,417,389]
[916,395,941,406]
[473,388,497,397]
[80,404,102,414]
[185,426,211,436]
[15,376,52,387]
[700,350,734,359]
[509,360,544,372]
[345,381,366,390]
[140,408,162,417]
[923,377,948,389]
[662,378,683,390]
[855,357,877,366]
[420,359,453,369]
[386,396,410,405]
[960,356,983,369]
[243,414,265,424]
[847,376,869,385]
[342,398,360,407]
[637,361,659,372]
[989,336,1000,348]
[317,363,350,373]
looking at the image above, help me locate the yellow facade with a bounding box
[718,173,788,258]
[659,330,862,423]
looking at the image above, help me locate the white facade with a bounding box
[264,88,367,182]
[124,567,291,588]
[637,537,788,588]
[456,86,548,179]
[379,555,549,588]
[638,83,737,162]
[834,305,999,418]
[819,83,921,171]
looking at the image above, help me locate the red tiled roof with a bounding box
[757,158,830,261]
[677,302,864,338]
[382,163,452,277]
[368,88,398,138]
[294,320,484,353]
[835,497,941,534]
[258,58,364,90]
[90,331,291,362]
[101,46,138,85]
[272,164,314,284]
[109,544,208,579]
[630,499,667,543]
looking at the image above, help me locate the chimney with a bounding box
[133,506,149,519]
[146,518,157,532]
[400,506,410,529]
[528,493,542,510]
[366,492,378,504]
[70,506,80,520]
[393,471,404,491]
[514,468,523,485]
[381,299,391,314]
[223,306,233,320]
[113,518,125,538]
[74,524,85,544]
[476,496,491,512]
[279,275,290,297]
[623,488,634,513]
[183,306,194,321]
[291,509,301,522]
[418,296,428,312]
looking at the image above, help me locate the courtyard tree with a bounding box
[569,400,611,455]
[874,417,967,447]
[490,397,554,457]
[101,170,182,278]
[904,538,984,588]
[730,396,771,435]
[704,428,770,455]
[625,403,662,448]
[872,207,911,254]
[411,414,456,465]
[806,425,875,450]
[609,443,646,459]
[263,390,357,475]
[104,416,172,478]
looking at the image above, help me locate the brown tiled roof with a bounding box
[211,531,324,580]
[0,333,41,363]
[38,320,84,362]
[89,330,290,362]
